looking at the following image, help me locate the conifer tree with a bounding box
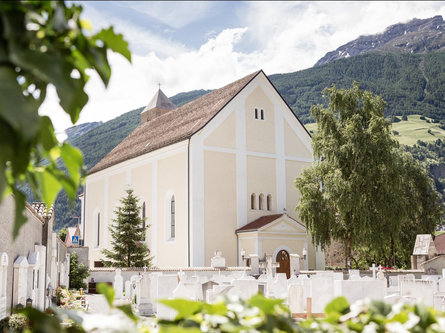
[102,189,152,268]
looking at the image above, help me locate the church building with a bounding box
[82,70,325,270]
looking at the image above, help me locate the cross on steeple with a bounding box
[158,82,161,90]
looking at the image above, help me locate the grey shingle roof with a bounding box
[89,70,262,175]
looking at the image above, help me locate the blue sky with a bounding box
[41,1,445,136]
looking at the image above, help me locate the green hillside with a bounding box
[53,51,445,230]
[305,115,445,146]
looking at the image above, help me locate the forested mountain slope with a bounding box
[54,51,445,230]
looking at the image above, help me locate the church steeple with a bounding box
[140,87,176,123]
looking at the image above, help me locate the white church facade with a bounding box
[82,70,325,270]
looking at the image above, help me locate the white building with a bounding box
[0,196,69,319]
[83,70,325,272]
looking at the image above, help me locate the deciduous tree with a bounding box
[69,252,89,290]
[296,82,443,267]
[0,1,131,237]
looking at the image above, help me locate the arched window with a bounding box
[141,202,146,241]
[267,194,272,211]
[96,212,100,247]
[170,196,175,239]
[251,193,256,210]
[259,193,265,210]
[254,108,258,119]
[260,109,264,120]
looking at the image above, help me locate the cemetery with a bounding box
[84,245,445,320]
[1,1,445,332]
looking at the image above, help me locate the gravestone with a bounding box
[311,275,335,313]
[231,278,258,300]
[271,274,288,299]
[139,270,154,316]
[124,281,131,300]
[434,295,445,311]
[211,251,226,268]
[422,275,442,292]
[400,280,434,306]
[0,252,8,320]
[397,274,415,286]
[202,281,218,302]
[288,284,304,314]
[206,284,234,303]
[335,280,386,304]
[260,255,279,280]
[155,274,179,319]
[114,269,123,299]
[348,270,360,280]
[130,275,142,305]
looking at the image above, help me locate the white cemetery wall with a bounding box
[0,196,45,315]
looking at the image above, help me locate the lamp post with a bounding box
[302,248,308,270]
[240,248,247,276]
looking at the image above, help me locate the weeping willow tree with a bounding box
[296,82,443,268]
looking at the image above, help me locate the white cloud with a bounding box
[41,1,445,135]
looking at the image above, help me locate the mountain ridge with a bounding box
[315,15,445,66]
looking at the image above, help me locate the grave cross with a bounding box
[369,264,379,280]
[259,255,280,279]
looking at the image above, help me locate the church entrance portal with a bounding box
[276,249,290,278]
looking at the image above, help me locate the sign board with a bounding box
[72,236,79,245]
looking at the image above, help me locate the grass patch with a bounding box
[303,115,445,146]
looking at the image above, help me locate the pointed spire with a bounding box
[143,88,175,113]
[141,87,176,123]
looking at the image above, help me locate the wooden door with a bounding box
[276,250,290,278]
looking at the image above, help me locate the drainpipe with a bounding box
[82,184,87,246]
[187,138,191,267]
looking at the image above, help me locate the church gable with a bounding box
[245,85,275,154]
[260,216,306,234]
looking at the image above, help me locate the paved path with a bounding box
[84,294,110,313]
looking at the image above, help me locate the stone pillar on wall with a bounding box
[249,254,259,276]
[290,254,300,276]
[27,251,40,309]
[0,252,8,320]
[13,256,29,307]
